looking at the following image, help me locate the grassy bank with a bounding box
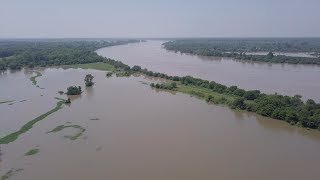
[30,71,42,85]
[0,98,65,144]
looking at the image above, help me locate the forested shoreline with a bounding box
[0,39,140,70]
[163,39,320,64]
[1,40,320,130]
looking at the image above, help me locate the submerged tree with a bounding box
[85,74,94,87]
[65,98,71,104]
[66,86,82,95]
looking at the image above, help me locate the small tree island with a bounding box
[66,86,82,95]
[85,74,94,87]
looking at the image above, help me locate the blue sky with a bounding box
[0,0,319,38]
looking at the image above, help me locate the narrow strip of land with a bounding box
[0,100,14,104]
[30,71,42,86]
[0,98,65,144]
[65,60,320,130]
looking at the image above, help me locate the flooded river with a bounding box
[1,68,320,180]
[97,41,320,101]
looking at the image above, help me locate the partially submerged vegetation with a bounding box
[0,98,65,144]
[0,168,23,180]
[0,100,14,104]
[83,58,320,130]
[1,39,320,131]
[63,62,114,71]
[66,86,82,95]
[25,148,39,156]
[151,82,177,90]
[163,39,320,64]
[106,72,113,77]
[30,71,42,85]
[47,124,85,140]
[84,74,94,86]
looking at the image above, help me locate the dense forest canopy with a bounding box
[163,38,320,64]
[0,39,140,70]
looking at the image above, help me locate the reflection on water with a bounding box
[85,86,94,99]
[1,69,320,180]
[97,41,320,102]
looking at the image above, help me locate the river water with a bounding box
[1,68,320,180]
[97,41,320,101]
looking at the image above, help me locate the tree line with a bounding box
[126,65,320,130]
[0,39,139,70]
[163,39,320,64]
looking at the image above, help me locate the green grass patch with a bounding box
[47,124,85,140]
[30,71,42,85]
[0,99,65,144]
[63,62,115,71]
[25,148,39,156]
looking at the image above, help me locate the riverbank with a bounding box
[163,39,320,65]
[63,58,320,131]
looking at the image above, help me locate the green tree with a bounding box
[85,74,94,87]
[267,52,274,59]
[66,86,82,95]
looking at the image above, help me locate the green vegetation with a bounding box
[163,38,320,64]
[30,71,42,85]
[25,148,39,156]
[56,57,320,130]
[150,82,177,90]
[1,39,320,131]
[65,98,71,104]
[0,100,14,104]
[63,62,114,71]
[66,86,82,95]
[0,39,139,70]
[0,98,65,144]
[84,74,94,87]
[106,72,113,77]
[47,124,85,140]
[103,64,320,130]
[0,169,23,180]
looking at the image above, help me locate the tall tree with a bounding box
[85,74,94,87]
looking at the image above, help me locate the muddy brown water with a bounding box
[97,40,320,102]
[1,69,320,180]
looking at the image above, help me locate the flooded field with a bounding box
[97,41,320,101]
[1,69,320,180]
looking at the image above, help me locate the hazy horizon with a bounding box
[1,0,320,38]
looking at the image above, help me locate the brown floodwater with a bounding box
[1,69,320,180]
[96,40,320,101]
